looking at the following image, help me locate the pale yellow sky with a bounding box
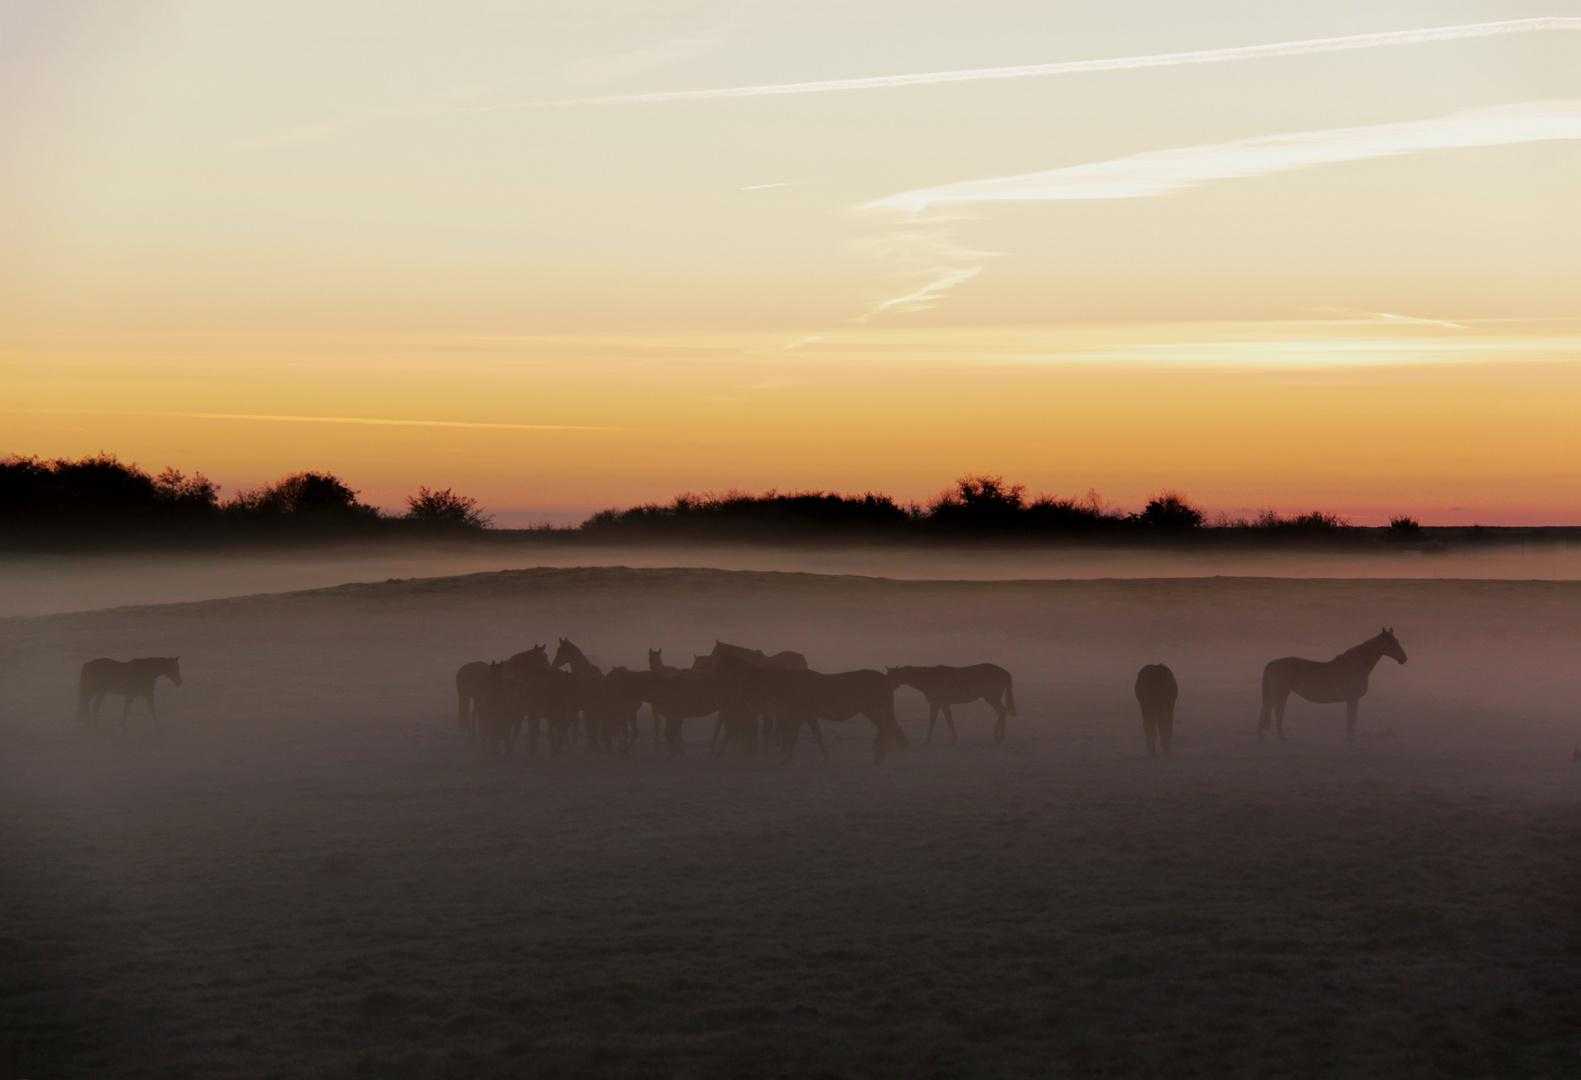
[3,1,1579,522]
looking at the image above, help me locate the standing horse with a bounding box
[1259,628,1407,741]
[1134,664,1179,757]
[885,664,1016,745]
[77,657,182,730]
[454,661,490,734]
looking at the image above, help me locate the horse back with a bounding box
[80,657,153,695]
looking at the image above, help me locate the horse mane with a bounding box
[1336,631,1387,662]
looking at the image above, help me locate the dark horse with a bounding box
[77,657,182,729]
[885,664,1016,745]
[1134,664,1178,757]
[1259,628,1407,741]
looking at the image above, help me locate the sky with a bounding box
[3,0,1579,525]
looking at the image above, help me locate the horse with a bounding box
[885,664,1016,745]
[475,662,517,756]
[687,642,809,752]
[644,671,725,755]
[1133,664,1178,757]
[499,645,578,755]
[716,654,908,763]
[454,661,490,734]
[77,657,182,730]
[690,641,809,673]
[1259,628,1407,741]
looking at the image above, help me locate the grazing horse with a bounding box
[1133,664,1179,757]
[499,645,578,755]
[717,654,908,763]
[885,664,1016,744]
[454,661,490,734]
[77,657,182,730]
[1259,628,1407,741]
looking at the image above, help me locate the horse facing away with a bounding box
[1259,628,1407,741]
[77,657,182,730]
[1134,664,1178,757]
[885,664,1016,745]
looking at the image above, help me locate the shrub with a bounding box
[1138,490,1205,530]
[405,487,489,528]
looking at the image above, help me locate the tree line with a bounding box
[0,453,485,537]
[2,453,1431,545]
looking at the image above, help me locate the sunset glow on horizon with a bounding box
[5,1,1580,525]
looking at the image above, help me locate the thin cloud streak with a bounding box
[459,17,1580,110]
[864,101,1581,215]
[3,408,622,431]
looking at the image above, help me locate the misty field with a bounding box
[2,567,1579,1079]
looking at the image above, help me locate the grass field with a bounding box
[2,567,1579,1078]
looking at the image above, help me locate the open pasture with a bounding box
[2,567,1579,1078]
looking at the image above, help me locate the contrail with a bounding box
[3,407,622,431]
[457,17,1580,110]
[863,100,1581,214]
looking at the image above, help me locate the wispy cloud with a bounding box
[856,101,1581,317]
[460,17,1579,111]
[865,100,1581,214]
[851,218,994,322]
[1314,307,1468,330]
[741,181,803,191]
[3,408,621,431]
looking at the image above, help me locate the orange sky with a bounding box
[3,2,1579,524]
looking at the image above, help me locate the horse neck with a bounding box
[1344,637,1387,673]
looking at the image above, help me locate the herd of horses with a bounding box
[447,627,1408,761]
[452,639,1017,763]
[70,628,1410,761]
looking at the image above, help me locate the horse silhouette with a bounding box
[1133,664,1178,756]
[77,657,182,730]
[716,653,908,763]
[885,664,1016,745]
[690,641,808,673]
[1259,628,1407,741]
[454,661,490,734]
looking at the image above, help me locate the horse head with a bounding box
[165,657,183,686]
[1379,627,1407,664]
[551,638,579,669]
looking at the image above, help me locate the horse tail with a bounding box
[1003,672,1017,716]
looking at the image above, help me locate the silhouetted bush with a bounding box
[1388,515,1422,540]
[406,486,490,528]
[1138,491,1205,530]
[226,471,377,520]
[582,489,913,538]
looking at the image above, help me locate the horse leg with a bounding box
[1274,697,1287,741]
[1159,714,1173,756]
[990,699,1007,744]
[147,692,159,728]
[805,719,830,763]
[1346,699,1358,741]
[121,695,133,730]
[942,704,958,745]
[710,714,727,756]
[923,702,938,745]
[1143,714,1157,756]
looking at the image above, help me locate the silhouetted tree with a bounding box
[406,486,489,528]
[229,472,377,518]
[1138,490,1205,530]
[928,475,1027,529]
[1387,515,1422,540]
[153,467,220,511]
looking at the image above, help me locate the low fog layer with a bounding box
[6,540,1581,617]
[2,567,1578,1077]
